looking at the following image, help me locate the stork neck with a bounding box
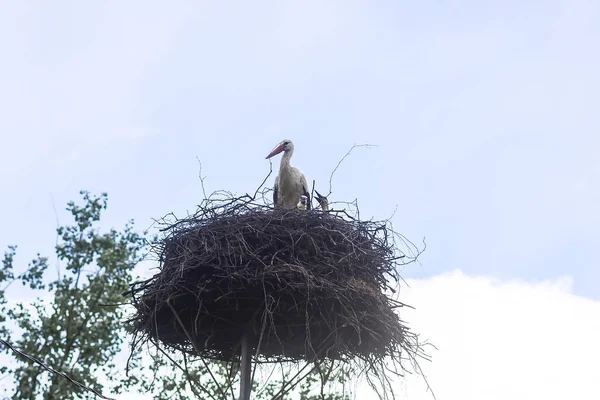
[280,149,293,169]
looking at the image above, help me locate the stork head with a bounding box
[265,139,294,159]
[297,195,308,211]
[314,190,329,211]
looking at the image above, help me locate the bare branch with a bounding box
[0,339,116,400]
[328,144,377,197]
[253,161,273,201]
[196,157,208,201]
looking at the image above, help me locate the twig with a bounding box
[196,157,208,201]
[167,300,227,400]
[153,343,215,400]
[254,162,273,201]
[328,144,377,197]
[271,362,319,400]
[0,339,115,400]
[311,179,315,209]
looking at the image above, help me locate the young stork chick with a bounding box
[265,139,311,210]
[296,195,308,211]
[314,190,329,211]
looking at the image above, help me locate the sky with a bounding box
[0,0,598,398]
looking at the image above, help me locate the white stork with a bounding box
[265,139,311,210]
[297,195,308,211]
[314,190,329,211]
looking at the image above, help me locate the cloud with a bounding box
[354,271,600,399]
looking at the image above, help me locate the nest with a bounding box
[126,192,422,368]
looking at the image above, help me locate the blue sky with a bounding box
[1,2,599,397]
[2,0,597,297]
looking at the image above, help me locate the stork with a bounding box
[265,139,311,210]
[314,190,329,211]
[297,195,308,211]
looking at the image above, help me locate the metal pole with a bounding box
[239,334,252,400]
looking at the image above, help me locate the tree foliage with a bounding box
[0,191,353,400]
[0,191,146,400]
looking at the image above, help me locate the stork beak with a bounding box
[314,190,325,201]
[265,143,285,159]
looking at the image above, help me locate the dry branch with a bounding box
[0,339,115,400]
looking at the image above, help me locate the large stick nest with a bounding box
[126,191,423,368]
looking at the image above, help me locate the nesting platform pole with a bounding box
[239,334,252,400]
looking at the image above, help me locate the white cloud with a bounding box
[354,271,600,399]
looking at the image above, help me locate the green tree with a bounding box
[0,191,351,400]
[0,191,146,400]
